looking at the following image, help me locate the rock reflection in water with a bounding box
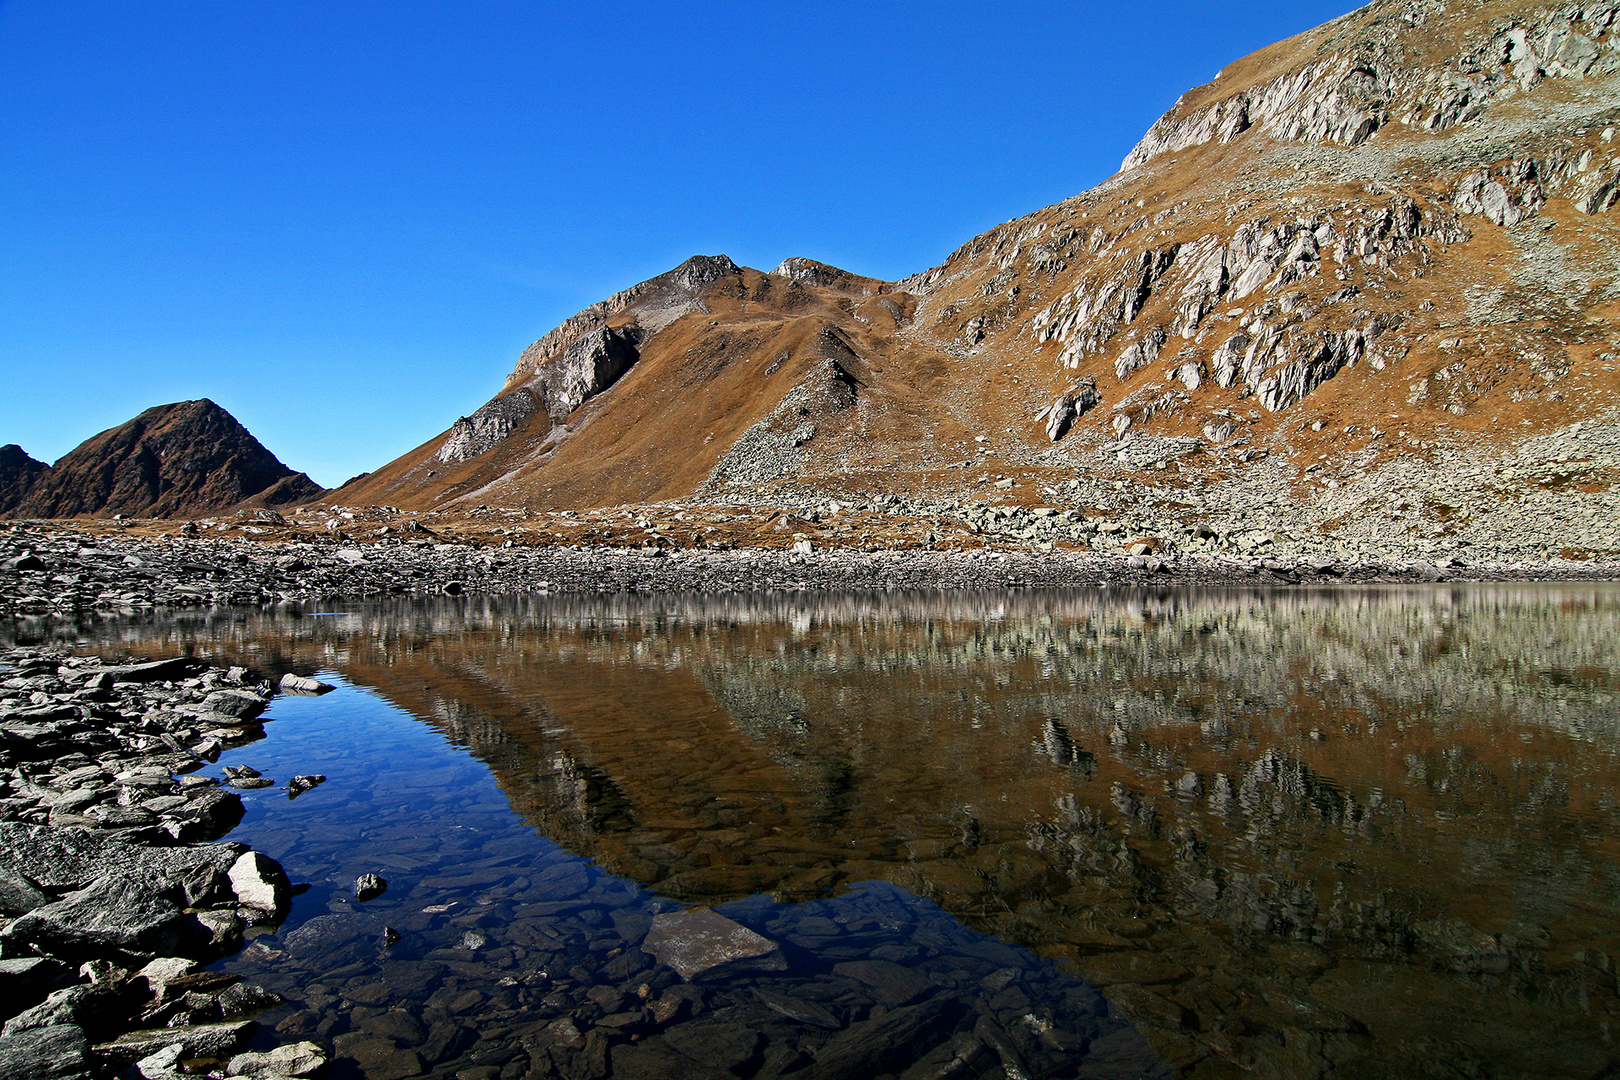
[25,584,1620,1079]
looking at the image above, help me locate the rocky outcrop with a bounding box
[8,401,323,520]
[1120,2,1620,174]
[0,447,48,515]
[504,254,742,395]
[435,391,542,464]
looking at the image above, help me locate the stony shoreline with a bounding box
[0,645,331,1080]
[1,518,1617,622]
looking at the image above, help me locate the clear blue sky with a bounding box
[1,0,1352,488]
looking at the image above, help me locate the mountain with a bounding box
[0,445,49,514]
[337,0,1620,519]
[9,400,325,520]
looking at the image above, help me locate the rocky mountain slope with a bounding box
[7,400,324,520]
[334,0,1620,557]
[0,445,49,514]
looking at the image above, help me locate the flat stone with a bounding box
[226,1040,328,1078]
[0,876,194,964]
[0,822,244,903]
[0,1023,92,1080]
[331,1033,423,1080]
[642,908,784,980]
[96,1020,255,1068]
[754,988,843,1029]
[280,913,386,958]
[831,959,935,1006]
[95,658,202,685]
[792,998,962,1080]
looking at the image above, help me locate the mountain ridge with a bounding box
[330,0,1620,536]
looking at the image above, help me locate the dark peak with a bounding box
[0,444,50,515]
[7,399,321,520]
[0,444,47,469]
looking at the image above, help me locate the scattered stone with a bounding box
[354,873,388,901]
[278,674,333,696]
[286,774,325,798]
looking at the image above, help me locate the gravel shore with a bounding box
[2,518,1617,623]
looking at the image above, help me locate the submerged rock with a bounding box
[642,908,786,980]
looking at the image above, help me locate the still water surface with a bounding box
[25,585,1620,1079]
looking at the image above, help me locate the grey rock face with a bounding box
[1121,8,1617,176]
[530,326,640,422]
[1038,377,1102,441]
[435,390,541,464]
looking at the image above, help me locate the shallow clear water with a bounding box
[16,584,1620,1079]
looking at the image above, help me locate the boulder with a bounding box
[353,874,387,901]
[0,823,245,905]
[0,870,49,915]
[200,690,267,721]
[0,959,75,1023]
[278,673,334,695]
[2,980,139,1039]
[228,852,290,917]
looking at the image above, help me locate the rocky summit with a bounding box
[328,0,1620,563]
[7,401,324,521]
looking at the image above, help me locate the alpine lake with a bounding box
[13,583,1620,1080]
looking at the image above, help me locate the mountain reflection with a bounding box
[23,585,1620,1079]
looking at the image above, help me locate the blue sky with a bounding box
[1,0,1352,488]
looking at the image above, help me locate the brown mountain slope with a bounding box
[10,400,325,520]
[0,445,49,514]
[337,0,1620,518]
